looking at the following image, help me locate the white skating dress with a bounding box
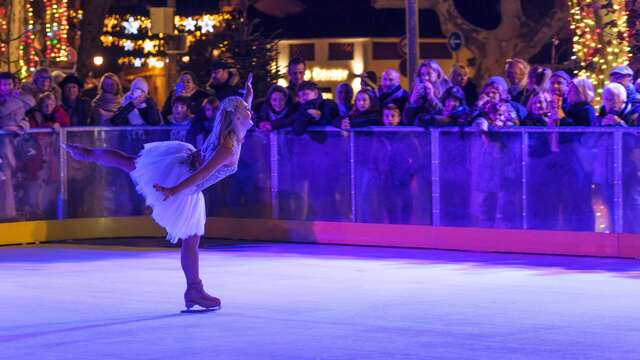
[129,136,241,243]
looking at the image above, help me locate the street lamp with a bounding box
[93,56,104,66]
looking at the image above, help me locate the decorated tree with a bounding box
[0,0,29,74]
[373,0,571,84]
[570,0,630,99]
[188,10,280,99]
[627,0,640,72]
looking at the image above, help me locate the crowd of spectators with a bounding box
[2,56,640,230]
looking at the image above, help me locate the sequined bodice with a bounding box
[191,142,242,193]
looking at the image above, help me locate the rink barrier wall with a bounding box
[2,216,640,258]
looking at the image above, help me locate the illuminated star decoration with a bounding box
[133,58,143,67]
[198,17,214,33]
[183,17,197,32]
[143,39,155,53]
[122,16,140,34]
[123,40,134,51]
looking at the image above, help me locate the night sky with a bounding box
[117,0,507,39]
[112,0,565,63]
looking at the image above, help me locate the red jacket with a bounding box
[27,106,71,128]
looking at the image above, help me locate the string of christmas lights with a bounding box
[20,0,38,78]
[102,13,230,68]
[569,0,630,102]
[44,0,70,62]
[0,2,8,55]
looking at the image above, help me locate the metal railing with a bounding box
[0,125,637,234]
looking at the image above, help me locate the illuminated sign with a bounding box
[304,67,350,82]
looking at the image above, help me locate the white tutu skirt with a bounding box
[130,141,205,243]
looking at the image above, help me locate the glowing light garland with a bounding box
[0,2,7,55]
[44,0,70,62]
[569,0,630,102]
[20,1,38,78]
[101,13,231,68]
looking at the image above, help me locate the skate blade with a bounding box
[180,305,221,314]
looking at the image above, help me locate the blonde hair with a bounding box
[201,96,247,155]
[415,59,452,98]
[449,64,469,86]
[37,92,56,110]
[526,91,554,114]
[97,73,123,97]
[571,77,595,103]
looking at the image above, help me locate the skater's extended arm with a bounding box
[154,146,234,200]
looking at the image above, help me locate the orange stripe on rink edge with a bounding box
[2,217,640,258]
[0,217,164,246]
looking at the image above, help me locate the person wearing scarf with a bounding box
[377,68,409,113]
[90,73,123,126]
[337,88,382,129]
[111,77,162,126]
[256,85,295,131]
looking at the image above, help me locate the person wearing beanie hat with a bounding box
[476,76,527,121]
[21,68,62,104]
[609,65,640,106]
[111,77,162,126]
[550,70,572,113]
[419,85,472,127]
[60,74,92,126]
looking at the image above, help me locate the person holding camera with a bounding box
[111,77,162,126]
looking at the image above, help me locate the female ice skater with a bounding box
[64,76,254,312]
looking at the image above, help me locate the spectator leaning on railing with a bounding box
[256,85,296,132]
[27,92,70,130]
[338,89,382,130]
[596,83,640,127]
[419,86,471,128]
[475,76,527,122]
[290,81,339,136]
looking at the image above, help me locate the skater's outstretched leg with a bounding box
[181,235,221,309]
[64,143,136,173]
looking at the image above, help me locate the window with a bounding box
[419,43,452,59]
[328,43,354,60]
[289,43,315,61]
[372,42,402,60]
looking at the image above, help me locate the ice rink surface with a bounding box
[1,239,639,360]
